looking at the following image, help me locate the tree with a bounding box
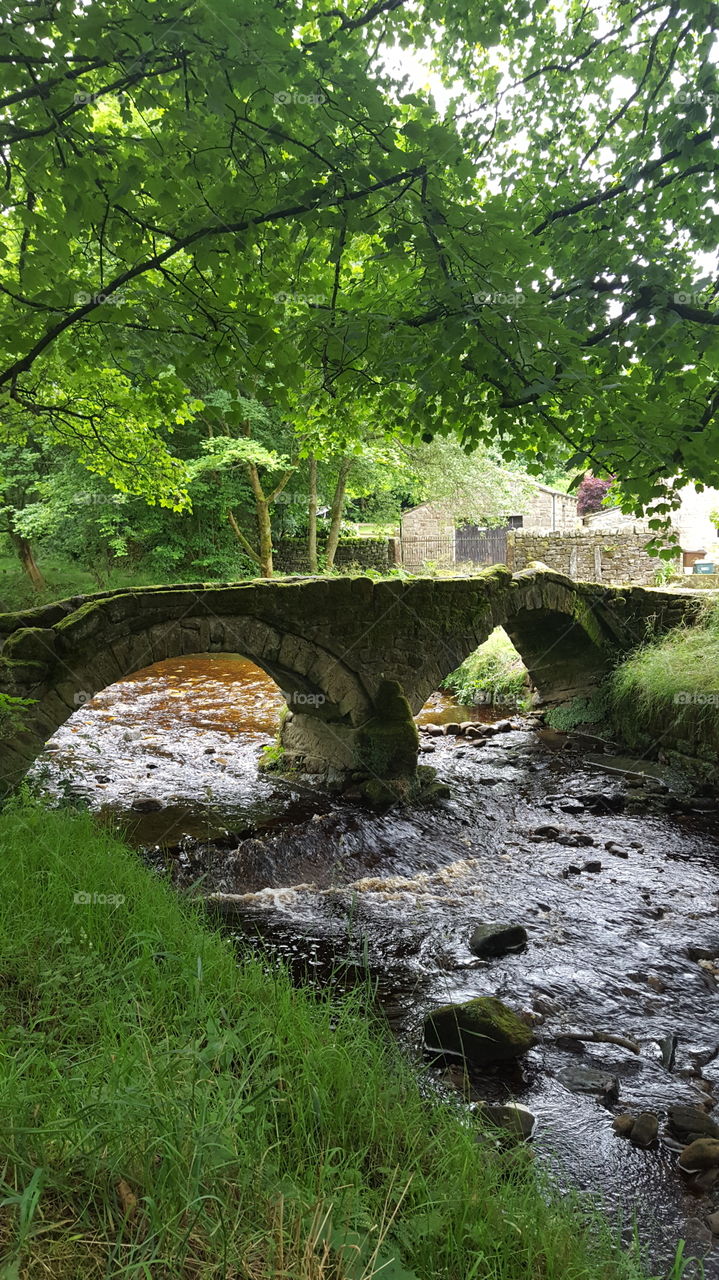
[1,0,719,525]
[577,476,614,516]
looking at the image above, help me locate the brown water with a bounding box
[32,655,719,1277]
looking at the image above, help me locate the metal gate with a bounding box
[454,524,507,565]
[400,525,508,570]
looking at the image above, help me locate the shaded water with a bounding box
[33,655,719,1275]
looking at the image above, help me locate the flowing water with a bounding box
[32,654,719,1276]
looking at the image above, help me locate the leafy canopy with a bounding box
[1,0,719,515]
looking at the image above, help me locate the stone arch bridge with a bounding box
[0,565,702,795]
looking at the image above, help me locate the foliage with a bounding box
[0,693,35,741]
[1,0,719,521]
[577,476,614,517]
[544,689,612,732]
[607,601,719,755]
[441,628,529,706]
[0,802,657,1279]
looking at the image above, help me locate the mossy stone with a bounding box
[424,996,535,1065]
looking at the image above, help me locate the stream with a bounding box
[30,653,719,1277]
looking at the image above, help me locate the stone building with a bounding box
[400,482,579,544]
[583,482,719,571]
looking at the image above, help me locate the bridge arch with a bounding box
[403,569,622,713]
[0,604,374,787]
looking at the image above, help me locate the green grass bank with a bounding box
[441,628,530,709]
[543,598,719,781]
[0,803,670,1278]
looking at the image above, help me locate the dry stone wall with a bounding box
[506,529,672,585]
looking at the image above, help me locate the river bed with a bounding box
[31,654,719,1277]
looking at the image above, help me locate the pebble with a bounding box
[612,1113,635,1136]
[669,1104,719,1143]
[131,796,163,812]
[605,841,630,858]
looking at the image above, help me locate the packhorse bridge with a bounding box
[0,565,702,797]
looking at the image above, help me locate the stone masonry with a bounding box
[506,529,675,585]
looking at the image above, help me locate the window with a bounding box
[507,515,524,529]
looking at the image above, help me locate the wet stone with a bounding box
[630,1112,659,1148]
[424,996,535,1066]
[131,795,163,812]
[678,1138,719,1172]
[605,841,631,858]
[559,1065,619,1103]
[468,922,528,959]
[612,1113,635,1136]
[688,943,719,963]
[477,1102,536,1142]
[706,1210,719,1235]
[668,1104,719,1143]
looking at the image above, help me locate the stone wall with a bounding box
[274,537,397,574]
[506,528,675,585]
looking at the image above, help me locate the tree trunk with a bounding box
[307,455,318,573]
[227,509,261,566]
[11,533,45,591]
[256,499,273,577]
[325,458,352,570]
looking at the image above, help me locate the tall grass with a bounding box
[0,803,664,1278]
[608,599,719,758]
[441,628,529,707]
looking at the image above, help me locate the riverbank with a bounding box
[607,597,719,782]
[544,597,719,784]
[0,800,661,1279]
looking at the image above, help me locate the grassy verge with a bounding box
[0,802,661,1279]
[607,598,719,762]
[441,627,530,709]
[0,553,184,611]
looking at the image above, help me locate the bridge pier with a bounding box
[276,679,425,804]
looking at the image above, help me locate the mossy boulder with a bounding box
[424,996,535,1065]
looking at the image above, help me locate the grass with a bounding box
[0,801,670,1279]
[0,553,185,611]
[607,597,719,758]
[441,627,530,708]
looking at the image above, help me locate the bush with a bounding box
[441,628,530,707]
[607,599,719,757]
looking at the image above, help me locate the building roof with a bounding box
[532,483,578,500]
